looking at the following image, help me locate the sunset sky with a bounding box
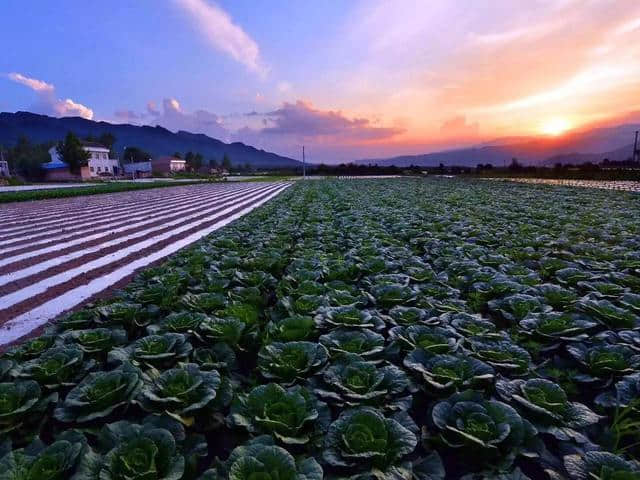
[1,0,640,162]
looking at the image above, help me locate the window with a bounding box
[90,166,94,172]
[97,166,101,172]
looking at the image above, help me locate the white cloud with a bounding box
[469,21,559,45]
[147,101,160,116]
[54,98,94,119]
[277,81,292,93]
[147,97,230,139]
[479,61,640,113]
[7,72,54,92]
[7,72,93,119]
[615,16,640,35]
[173,0,267,76]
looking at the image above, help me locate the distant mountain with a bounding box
[0,111,300,169]
[356,122,639,167]
[544,144,635,166]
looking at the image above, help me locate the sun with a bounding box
[540,118,571,136]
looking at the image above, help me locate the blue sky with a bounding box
[2,0,640,162]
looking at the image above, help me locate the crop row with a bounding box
[1,178,639,479]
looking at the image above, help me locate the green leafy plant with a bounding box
[564,451,640,480]
[404,350,494,391]
[54,363,143,423]
[73,420,188,480]
[0,431,86,479]
[204,435,323,479]
[138,363,232,426]
[319,329,385,361]
[231,383,329,444]
[108,333,192,369]
[314,306,384,330]
[15,345,95,390]
[431,390,540,471]
[323,407,418,478]
[313,353,411,410]
[495,377,601,442]
[258,342,328,385]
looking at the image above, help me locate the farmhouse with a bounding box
[82,141,120,177]
[42,149,77,181]
[123,160,152,177]
[44,142,121,180]
[151,156,186,174]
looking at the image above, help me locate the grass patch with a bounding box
[0,180,211,203]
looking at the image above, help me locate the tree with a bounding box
[222,153,231,171]
[98,133,116,152]
[185,151,194,170]
[7,136,51,179]
[123,146,151,163]
[57,132,89,174]
[188,153,203,171]
[508,158,522,170]
[173,152,182,159]
[210,158,219,169]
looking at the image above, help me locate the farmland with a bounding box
[1,178,639,479]
[0,180,212,203]
[0,182,290,344]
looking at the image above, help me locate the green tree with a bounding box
[173,152,182,159]
[210,157,219,169]
[57,132,89,174]
[98,132,116,153]
[185,152,203,171]
[8,136,51,179]
[123,146,151,163]
[193,153,203,171]
[185,151,194,167]
[222,153,231,171]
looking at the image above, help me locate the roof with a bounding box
[81,141,108,149]
[42,159,69,170]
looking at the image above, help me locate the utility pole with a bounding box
[302,145,306,179]
[634,130,639,163]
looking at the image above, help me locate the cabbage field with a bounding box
[1,178,640,479]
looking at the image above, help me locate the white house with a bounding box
[0,160,9,177]
[151,156,187,174]
[82,142,121,177]
[46,142,121,178]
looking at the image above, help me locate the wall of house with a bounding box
[88,158,120,176]
[170,161,186,171]
[44,169,80,181]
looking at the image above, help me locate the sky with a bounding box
[1,0,639,163]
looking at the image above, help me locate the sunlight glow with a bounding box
[540,117,571,136]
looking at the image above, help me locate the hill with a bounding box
[356,122,639,167]
[0,111,300,169]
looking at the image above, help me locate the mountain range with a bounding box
[1,111,638,169]
[0,111,300,168]
[356,122,639,167]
